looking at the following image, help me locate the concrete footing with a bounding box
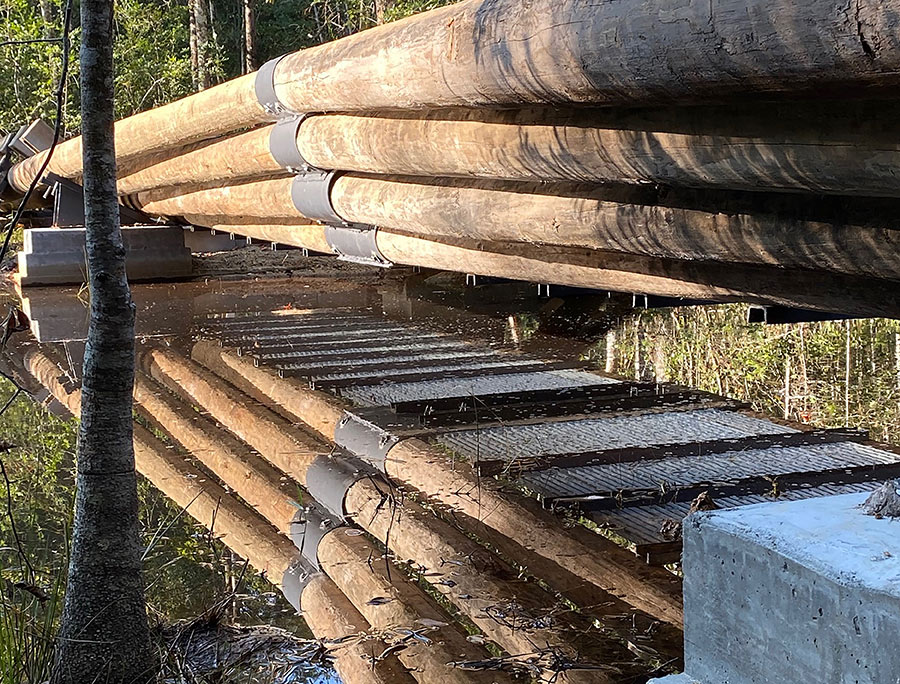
[652,492,900,684]
[18,226,192,286]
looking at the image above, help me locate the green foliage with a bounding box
[603,306,900,444]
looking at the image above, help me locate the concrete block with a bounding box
[682,493,900,684]
[18,226,192,286]
[648,676,697,684]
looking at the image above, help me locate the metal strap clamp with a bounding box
[333,411,400,471]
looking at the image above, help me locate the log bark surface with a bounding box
[300,575,417,684]
[298,106,900,197]
[273,0,900,112]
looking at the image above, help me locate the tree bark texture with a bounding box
[243,0,256,73]
[111,102,900,198]
[51,0,155,679]
[272,0,900,112]
[11,0,900,193]
[134,174,900,283]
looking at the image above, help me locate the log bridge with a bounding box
[15,276,900,683]
[3,0,900,317]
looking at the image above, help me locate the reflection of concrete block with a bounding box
[18,226,192,286]
[654,493,900,684]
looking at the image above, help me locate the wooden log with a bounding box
[116,126,282,196]
[26,348,294,582]
[26,348,420,684]
[139,346,327,487]
[8,74,265,193]
[343,477,639,682]
[298,105,900,197]
[137,175,900,282]
[120,100,900,198]
[189,340,686,628]
[132,373,299,534]
[11,0,900,193]
[200,222,900,318]
[143,347,638,680]
[300,575,418,684]
[271,0,900,112]
[317,529,506,684]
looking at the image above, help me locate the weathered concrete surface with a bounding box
[18,226,191,286]
[648,676,695,684]
[682,492,900,684]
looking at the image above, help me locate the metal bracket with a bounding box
[306,452,380,519]
[10,120,54,158]
[254,56,291,119]
[324,224,392,268]
[42,173,152,227]
[334,411,400,470]
[279,556,320,612]
[268,115,315,173]
[290,505,341,568]
[291,171,342,224]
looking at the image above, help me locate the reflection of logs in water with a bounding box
[132,369,504,683]
[141,346,643,682]
[190,339,685,628]
[23,348,414,684]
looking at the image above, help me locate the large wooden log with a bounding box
[10,0,900,193]
[8,75,264,193]
[300,575,418,684]
[194,221,900,318]
[317,530,506,684]
[299,105,900,197]
[271,0,900,112]
[189,340,686,628]
[118,101,900,197]
[142,348,640,681]
[137,175,900,283]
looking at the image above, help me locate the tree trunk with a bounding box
[242,0,256,73]
[193,0,212,89]
[373,0,394,23]
[50,0,154,680]
[188,0,200,90]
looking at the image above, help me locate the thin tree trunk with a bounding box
[242,0,255,73]
[50,0,154,679]
[193,0,212,89]
[845,320,852,425]
[374,0,394,23]
[189,0,200,90]
[604,329,617,374]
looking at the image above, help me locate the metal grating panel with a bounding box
[519,441,900,500]
[439,409,793,464]
[343,369,616,405]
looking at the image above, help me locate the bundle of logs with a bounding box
[5,0,900,315]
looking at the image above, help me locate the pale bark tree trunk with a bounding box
[374,0,394,24]
[193,0,212,89]
[242,0,255,73]
[50,0,155,680]
[188,0,200,90]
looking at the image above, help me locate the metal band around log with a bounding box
[305,452,380,520]
[280,556,319,611]
[290,504,342,568]
[254,56,290,119]
[291,171,342,224]
[268,116,313,173]
[323,224,392,268]
[333,411,400,469]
